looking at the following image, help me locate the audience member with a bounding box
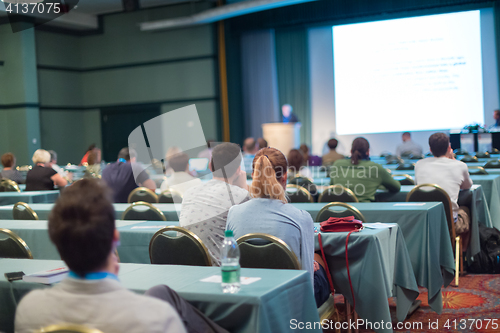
[396,132,423,157]
[48,150,69,179]
[101,148,156,203]
[242,137,258,173]
[492,110,500,129]
[25,149,67,191]
[330,137,400,202]
[257,137,268,149]
[197,140,214,161]
[415,132,473,247]
[160,153,202,195]
[322,139,344,166]
[300,144,322,166]
[287,149,312,179]
[282,104,299,123]
[0,152,24,184]
[15,178,227,333]
[84,148,103,179]
[226,147,330,307]
[165,147,182,176]
[79,144,96,166]
[87,148,102,165]
[179,143,249,265]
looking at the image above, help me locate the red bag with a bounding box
[320,216,363,232]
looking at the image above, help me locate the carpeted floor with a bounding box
[328,274,500,332]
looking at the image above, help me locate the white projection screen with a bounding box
[333,10,484,135]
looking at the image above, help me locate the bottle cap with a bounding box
[225,230,233,237]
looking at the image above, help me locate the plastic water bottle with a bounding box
[221,230,240,293]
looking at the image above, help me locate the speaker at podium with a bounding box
[262,123,301,155]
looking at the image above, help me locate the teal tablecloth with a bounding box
[314,225,418,333]
[297,202,454,314]
[0,191,59,206]
[0,259,320,333]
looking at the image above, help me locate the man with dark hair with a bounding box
[102,147,156,203]
[160,153,202,195]
[180,142,249,265]
[257,137,268,149]
[14,179,186,333]
[396,132,423,157]
[242,137,258,173]
[415,132,473,246]
[322,138,344,166]
[0,152,24,184]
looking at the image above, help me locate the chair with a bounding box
[392,174,415,185]
[121,202,166,221]
[37,324,103,333]
[0,179,20,192]
[0,228,33,259]
[149,226,211,266]
[460,155,478,163]
[395,163,415,171]
[425,152,433,157]
[385,156,403,165]
[483,160,500,169]
[286,184,313,203]
[236,233,300,270]
[453,148,468,155]
[13,202,39,220]
[158,189,183,203]
[468,166,488,175]
[488,148,499,154]
[475,152,490,159]
[288,176,318,196]
[315,202,366,223]
[318,185,358,203]
[128,187,158,203]
[406,184,462,286]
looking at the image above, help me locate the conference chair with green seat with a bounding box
[128,187,158,203]
[288,176,319,197]
[122,202,166,221]
[318,185,358,203]
[406,184,462,286]
[460,155,478,163]
[483,160,500,169]
[395,163,415,171]
[149,226,211,266]
[392,174,415,185]
[453,148,468,156]
[158,188,183,203]
[37,324,103,333]
[408,154,424,160]
[13,202,39,220]
[0,179,21,192]
[475,152,490,159]
[286,184,314,203]
[468,166,488,175]
[385,156,404,165]
[0,228,33,259]
[488,148,499,154]
[315,202,366,223]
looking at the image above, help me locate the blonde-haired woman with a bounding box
[25,149,68,191]
[226,147,330,307]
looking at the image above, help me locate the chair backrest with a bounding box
[408,154,424,160]
[13,202,39,220]
[318,185,358,203]
[392,174,415,185]
[460,155,478,163]
[385,156,403,165]
[453,148,468,156]
[475,152,490,159]
[488,148,499,154]
[406,184,456,242]
[121,202,166,221]
[237,233,300,270]
[158,189,183,203]
[483,160,500,169]
[0,228,33,259]
[286,184,313,203]
[37,324,103,333]
[468,166,488,175]
[149,226,211,266]
[128,187,158,203]
[315,202,366,223]
[0,179,21,192]
[395,163,415,171]
[288,176,318,196]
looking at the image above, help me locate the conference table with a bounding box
[0,259,320,333]
[0,220,417,333]
[0,190,59,206]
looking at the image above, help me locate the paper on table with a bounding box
[131,225,168,229]
[393,203,426,206]
[363,222,394,229]
[200,275,261,285]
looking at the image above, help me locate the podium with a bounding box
[262,123,301,155]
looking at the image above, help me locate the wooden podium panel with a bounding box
[262,123,301,155]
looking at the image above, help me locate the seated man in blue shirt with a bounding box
[102,147,156,203]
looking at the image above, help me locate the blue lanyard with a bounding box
[118,158,127,163]
[69,271,119,281]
